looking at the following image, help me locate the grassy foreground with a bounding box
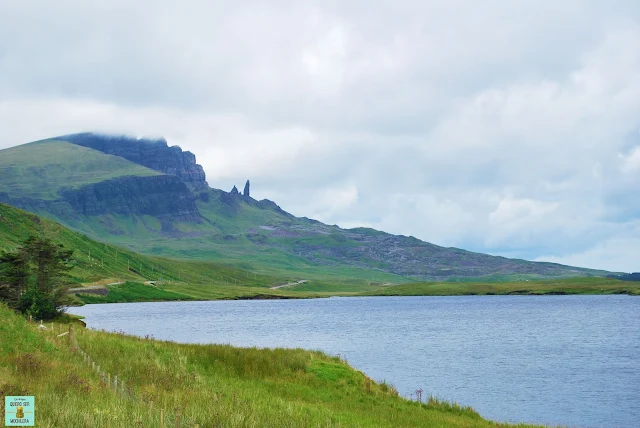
[0,304,542,427]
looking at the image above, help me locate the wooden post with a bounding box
[114,375,118,392]
[121,380,126,397]
[176,413,181,428]
[107,373,111,388]
[149,401,153,418]
[160,409,165,428]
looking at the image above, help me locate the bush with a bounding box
[17,288,58,320]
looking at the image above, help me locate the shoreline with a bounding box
[71,281,639,306]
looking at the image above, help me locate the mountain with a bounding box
[0,133,613,281]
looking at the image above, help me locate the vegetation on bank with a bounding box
[361,277,640,297]
[0,303,542,427]
[74,281,193,304]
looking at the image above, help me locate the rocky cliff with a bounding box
[0,175,201,230]
[58,175,200,221]
[59,133,208,189]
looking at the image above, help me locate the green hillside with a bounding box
[0,140,160,199]
[0,203,338,301]
[1,202,631,305]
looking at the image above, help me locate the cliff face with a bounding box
[59,133,208,189]
[58,175,200,221]
[0,175,201,229]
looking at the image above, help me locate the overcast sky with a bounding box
[1,1,639,272]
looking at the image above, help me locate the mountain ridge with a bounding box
[0,133,615,280]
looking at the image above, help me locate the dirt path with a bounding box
[269,280,308,290]
[68,281,123,294]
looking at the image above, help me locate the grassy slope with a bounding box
[0,202,330,301]
[2,203,635,301]
[0,140,160,199]
[362,277,640,296]
[0,304,540,427]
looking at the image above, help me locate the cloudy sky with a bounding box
[1,1,639,272]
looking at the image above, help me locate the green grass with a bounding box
[361,277,640,296]
[0,303,543,427]
[0,141,160,199]
[76,282,194,304]
[75,281,326,304]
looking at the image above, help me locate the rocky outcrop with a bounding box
[0,175,202,227]
[59,133,208,189]
[243,180,250,197]
[58,175,201,222]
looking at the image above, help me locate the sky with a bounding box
[1,1,639,272]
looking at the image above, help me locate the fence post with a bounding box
[114,375,118,393]
[160,409,165,428]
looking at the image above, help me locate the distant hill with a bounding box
[0,133,614,281]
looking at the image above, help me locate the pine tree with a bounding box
[0,236,74,319]
[0,251,29,308]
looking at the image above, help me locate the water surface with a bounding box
[72,295,640,428]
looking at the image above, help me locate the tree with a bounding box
[0,236,74,319]
[0,251,29,308]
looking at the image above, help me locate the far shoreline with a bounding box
[70,276,640,306]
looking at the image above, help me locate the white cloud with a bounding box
[536,223,640,272]
[620,146,640,173]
